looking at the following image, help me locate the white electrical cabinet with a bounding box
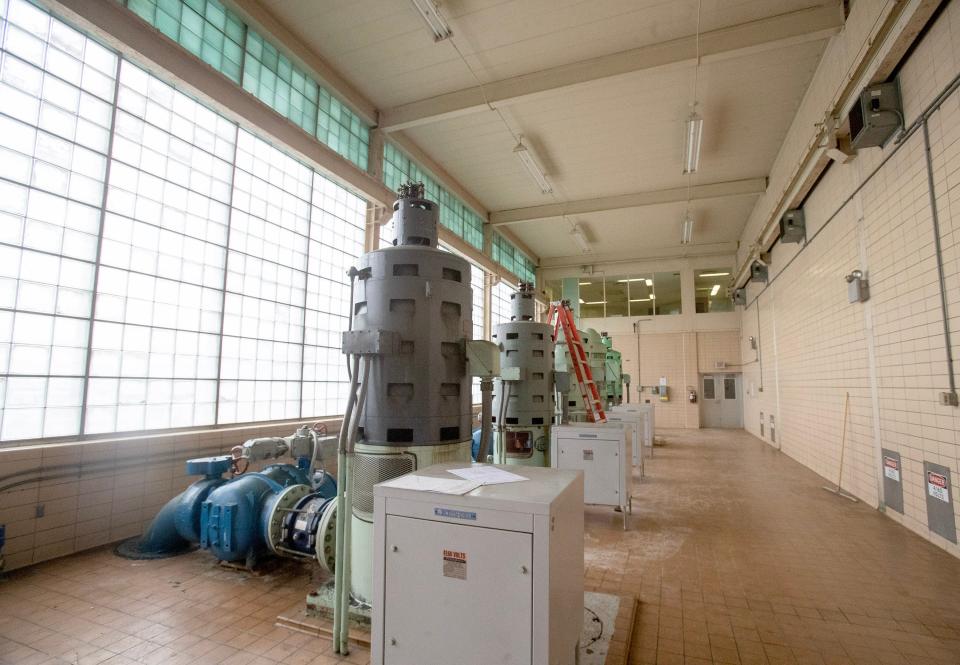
[371,463,584,665]
[551,424,632,529]
[604,410,646,473]
[610,403,655,458]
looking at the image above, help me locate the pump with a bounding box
[490,282,556,466]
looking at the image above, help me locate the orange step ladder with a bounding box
[546,300,607,423]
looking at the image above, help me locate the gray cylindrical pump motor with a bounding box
[491,283,555,465]
[342,182,475,604]
[352,183,474,447]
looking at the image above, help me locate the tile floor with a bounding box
[0,428,959,665]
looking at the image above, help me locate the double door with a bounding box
[701,374,742,428]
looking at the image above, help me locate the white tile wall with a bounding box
[740,2,960,558]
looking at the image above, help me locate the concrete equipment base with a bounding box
[275,590,637,663]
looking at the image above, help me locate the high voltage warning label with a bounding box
[928,472,949,503]
[443,549,467,580]
[883,456,900,482]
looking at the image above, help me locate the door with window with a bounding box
[700,374,743,428]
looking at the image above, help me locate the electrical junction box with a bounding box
[750,262,768,283]
[732,288,746,306]
[551,424,633,525]
[780,209,805,243]
[849,81,902,149]
[465,339,500,378]
[610,403,655,458]
[371,463,584,665]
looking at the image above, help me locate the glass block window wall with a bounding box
[0,0,366,442]
[122,0,370,171]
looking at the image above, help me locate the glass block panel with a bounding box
[125,0,243,83]
[0,2,116,441]
[84,61,232,435]
[301,172,365,418]
[316,85,369,170]
[492,231,536,284]
[242,28,318,135]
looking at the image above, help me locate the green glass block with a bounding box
[129,0,156,21]
[156,9,179,39]
[180,27,202,56]
[204,1,226,31]
[180,6,203,36]
[225,13,244,44]
[201,42,222,69]
[222,57,240,83]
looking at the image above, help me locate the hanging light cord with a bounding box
[686,0,702,210]
[445,20,577,231]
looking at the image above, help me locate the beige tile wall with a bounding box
[740,2,960,558]
[611,330,741,429]
[0,418,341,572]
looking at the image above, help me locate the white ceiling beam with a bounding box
[490,178,767,226]
[379,2,845,132]
[539,242,740,270]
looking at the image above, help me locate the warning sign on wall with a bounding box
[443,549,466,580]
[928,471,949,503]
[883,456,900,482]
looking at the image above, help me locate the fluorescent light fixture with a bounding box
[410,0,452,41]
[584,301,606,305]
[646,278,653,287]
[570,224,591,253]
[578,298,585,304]
[578,281,592,286]
[699,272,729,277]
[514,138,552,194]
[683,110,703,174]
[616,278,653,284]
[680,213,694,245]
[629,298,651,302]
[710,284,720,296]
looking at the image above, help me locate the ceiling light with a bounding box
[699,272,729,277]
[616,278,651,283]
[570,224,591,253]
[680,213,694,245]
[584,301,606,305]
[578,298,585,304]
[629,298,651,302]
[514,138,552,194]
[646,278,653,287]
[410,0,452,41]
[683,110,703,174]
[578,281,592,286]
[710,284,720,296]
[650,294,656,299]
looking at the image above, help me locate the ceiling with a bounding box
[254,0,837,264]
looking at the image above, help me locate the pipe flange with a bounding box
[265,484,311,555]
[315,499,337,573]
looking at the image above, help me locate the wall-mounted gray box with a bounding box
[732,288,746,306]
[881,449,903,514]
[923,461,956,543]
[779,209,806,244]
[849,81,902,149]
[750,262,768,283]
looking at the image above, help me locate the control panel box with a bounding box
[610,403,655,458]
[371,463,584,665]
[551,424,632,528]
[604,410,646,473]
